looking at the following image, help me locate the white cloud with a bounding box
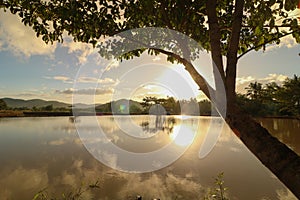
[77,77,117,84]
[236,73,288,93]
[152,56,162,61]
[0,10,56,57]
[104,59,120,71]
[44,76,73,83]
[236,76,255,85]
[61,37,94,65]
[266,35,298,52]
[56,87,114,95]
[261,73,288,82]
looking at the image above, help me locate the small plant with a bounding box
[32,180,100,200]
[204,172,229,200]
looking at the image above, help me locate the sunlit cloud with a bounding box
[261,73,288,82]
[0,10,56,57]
[266,35,298,52]
[236,73,288,93]
[152,56,162,61]
[44,76,73,83]
[236,76,255,85]
[104,59,120,71]
[77,77,118,85]
[0,167,48,199]
[56,87,114,95]
[61,37,94,65]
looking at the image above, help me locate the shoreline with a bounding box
[0,110,299,120]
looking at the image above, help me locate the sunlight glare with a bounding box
[170,124,196,147]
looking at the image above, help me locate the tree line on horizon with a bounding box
[237,75,300,117]
[1,75,299,117]
[97,75,300,117]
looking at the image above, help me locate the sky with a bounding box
[0,9,299,104]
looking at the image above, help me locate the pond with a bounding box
[0,116,298,200]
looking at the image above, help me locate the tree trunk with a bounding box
[226,103,300,198]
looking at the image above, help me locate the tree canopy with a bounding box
[238,75,300,117]
[0,99,8,110]
[1,0,299,52]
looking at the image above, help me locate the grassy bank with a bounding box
[0,110,24,117]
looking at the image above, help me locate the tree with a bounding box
[277,75,300,116]
[43,104,53,111]
[240,78,300,117]
[246,82,264,101]
[129,104,142,114]
[0,99,8,110]
[1,0,300,197]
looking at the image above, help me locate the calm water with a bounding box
[0,116,298,200]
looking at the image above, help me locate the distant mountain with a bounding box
[1,98,142,112]
[1,98,71,109]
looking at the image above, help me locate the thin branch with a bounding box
[237,30,299,60]
[107,34,215,99]
[149,48,213,99]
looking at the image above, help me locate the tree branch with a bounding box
[237,30,299,60]
[149,48,213,100]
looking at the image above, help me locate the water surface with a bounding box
[0,116,297,199]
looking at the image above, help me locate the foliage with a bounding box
[0,0,299,53]
[204,172,229,200]
[238,75,300,117]
[0,99,8,110]
[43,104,54,111]
[32,180,100,200]
[141,96,217,116]
[277,75,300,116]
[32,175,230,200]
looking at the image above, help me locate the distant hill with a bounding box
[1,98,132,111]
[1,98,71,109]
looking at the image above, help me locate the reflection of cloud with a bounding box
[56,88,114,95]
[61,171,77,187]
[101,151,118,169]
[0,10,56,57]
[277,189,297,200]
[0,167,48,199]
[49,138,67,146]
[118,173,204,200]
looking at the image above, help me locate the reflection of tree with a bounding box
[140,116,176,134]
[259,118,300,155]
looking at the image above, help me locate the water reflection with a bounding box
[75,115,199,172]
[258,118,300,155]
[140,115,176,134]
[0,116,297,199]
